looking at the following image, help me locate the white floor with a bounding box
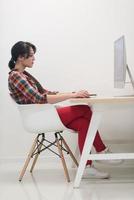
[1,160,134,200]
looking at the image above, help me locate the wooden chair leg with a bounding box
[19,136,38,181]
[71,145,80,168]
[30,139,43,173]
[62,137,79,167]
[56,137,70,182]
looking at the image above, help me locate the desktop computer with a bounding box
[114,35,134,96]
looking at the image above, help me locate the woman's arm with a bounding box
[9,71,90,104]
[47,90,90,104]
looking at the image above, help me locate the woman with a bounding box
[8,41,121,179]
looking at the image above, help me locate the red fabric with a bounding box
[57,105,106,165]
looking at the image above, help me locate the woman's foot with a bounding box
[96,147,124,165]
[83,165,110,179]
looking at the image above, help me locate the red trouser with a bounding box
[57,105,106,165]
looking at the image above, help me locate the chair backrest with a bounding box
[17,103,68,134]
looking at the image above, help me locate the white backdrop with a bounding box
[1,0,134,160]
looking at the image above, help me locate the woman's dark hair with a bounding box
[8,41,36,70]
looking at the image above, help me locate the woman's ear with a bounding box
[18,55,25,62]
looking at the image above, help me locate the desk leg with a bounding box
[73,111,102,188]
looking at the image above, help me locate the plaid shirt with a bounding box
[8,70,57,104]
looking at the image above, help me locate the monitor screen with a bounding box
[114,35,127,88]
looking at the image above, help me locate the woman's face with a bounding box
[21,48,35,68]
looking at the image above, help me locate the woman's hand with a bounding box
[72,90,90,98]
[47,90,90,103]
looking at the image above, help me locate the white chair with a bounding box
[17,103,78,182]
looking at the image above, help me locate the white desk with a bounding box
[70,96,134,188]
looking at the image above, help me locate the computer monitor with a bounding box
[114,35,134,90]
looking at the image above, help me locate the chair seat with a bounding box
[18,104,68,133]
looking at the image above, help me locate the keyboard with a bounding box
[114,94,134,97]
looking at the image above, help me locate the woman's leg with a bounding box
[65,117,92,165]
[57,105,106,165]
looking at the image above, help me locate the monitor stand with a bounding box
[126,65,134,90]
[114,65,134,97]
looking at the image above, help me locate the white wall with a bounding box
[1,0,134,160]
